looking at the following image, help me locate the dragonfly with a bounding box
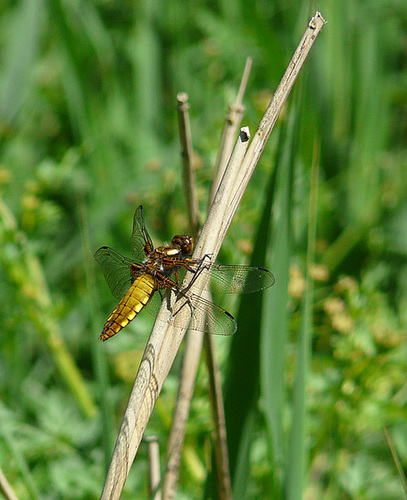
[95,205,275,341]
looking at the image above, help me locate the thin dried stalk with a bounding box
[165,59,253,500]
[226,12,326,218]
[100,130,249,500]
[164,303,233,500]
[177,92,200,236]
[201,15,326,497]
[162,95,203,499]
[162,130,250,500]
[203,332,232,500]
[163,329,204,498]
[99,12,326,499]
[147,436,162,500]
[210,57,252,201]
[200,59,254,500]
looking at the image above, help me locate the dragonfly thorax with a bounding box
[142,246,182,278]
[143,235,194,277]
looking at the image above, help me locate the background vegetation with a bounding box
[1,0,407,498]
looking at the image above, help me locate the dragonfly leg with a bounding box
[182,256,212,291]
[200,253,213,270]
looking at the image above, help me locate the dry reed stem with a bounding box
[226,12,326,219]
[210,57,252,201]
[162,131,250,500]
[203,331,232,500]
[177,92,200,236]
[163,59,253,500]
[146,436,162,500]
[100,130,249,500]
[99,11,325,499]
[162,330,204,498]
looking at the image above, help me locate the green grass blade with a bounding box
[47,0,93,139]
[78,201,114,470]
[286,143,319,500]
[260,105,298,497]
[0,0,44,123]
[222,145,278,499]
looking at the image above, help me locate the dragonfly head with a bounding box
[172,235,194,256]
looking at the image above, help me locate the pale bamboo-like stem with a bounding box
[162,61,254,500]
[200,61,254,500]
[165,59,253,500]
[163,330,204,498]
[100,130,249,500]
[146,436,162,500]
[177,92,200,236]
[227,12,326,220]
[210,57,252,201]
[200,15,326,496]
[99,12,325,499]
[203,332,232,500]
[162,131,250,500]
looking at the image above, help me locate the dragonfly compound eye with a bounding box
[172,235,194,255]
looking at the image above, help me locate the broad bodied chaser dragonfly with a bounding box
[95,205,274,341]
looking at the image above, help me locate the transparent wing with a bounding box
[157,289,237,336]
[131,205,155,260]
[98,280,236,336]
[186,292,237,335]
[180,262,275,294]
[208,264,275,293]
[94,246,135,299]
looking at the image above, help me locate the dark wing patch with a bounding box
[94,246,134,299]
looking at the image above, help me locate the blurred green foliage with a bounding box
[1,0,407,498]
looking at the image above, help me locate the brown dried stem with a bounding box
[147,436,162,500]
[210,56,252,201]
[163,60,254,500]
[177,92,200,236]
[162,130,250,500]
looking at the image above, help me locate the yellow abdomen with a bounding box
[100,274,156,341]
